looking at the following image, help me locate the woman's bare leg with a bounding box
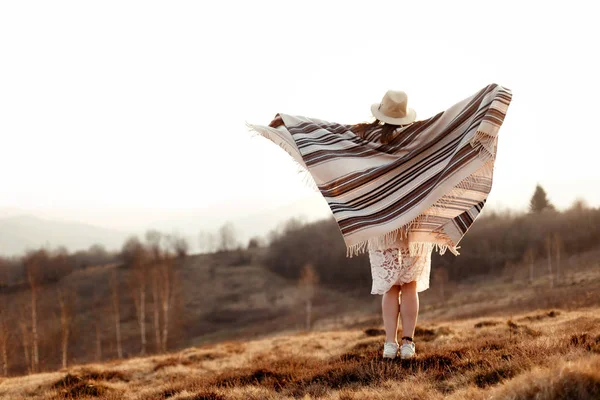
[382,285,401,343]
[399,281,419,344]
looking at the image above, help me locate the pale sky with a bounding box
[1,1,598,232]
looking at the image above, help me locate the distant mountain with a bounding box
[0,196,334,256]
[138,194,333,247]
[0,215,129,257]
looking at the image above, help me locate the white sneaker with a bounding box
[383,342,399,359]
[400,342,416,359]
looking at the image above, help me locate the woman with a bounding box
[349,91,423,360]
[253,83,512,361]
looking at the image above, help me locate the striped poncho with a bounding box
[249,83,512,259]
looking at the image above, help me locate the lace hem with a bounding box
[369,246,432,295]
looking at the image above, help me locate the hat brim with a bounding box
[371,103,417,125]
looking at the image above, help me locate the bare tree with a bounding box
[0,297,9,376]
[110,269,123,359]
[0,324,7,376]
[299,264,319,331]
[89,243,109,260]
[28,270,39,373]
[0,267,11,376]
[57,287,74,369]
[247,237,262,249]
[218,222,237,252]
[198,231,217,253]
[151,266,162,352]
[545,234,554,288]
[145,230,163,260]
[166,234,189,258]
[552,232,563,283]
[133,275,147,355]
[568,197,588,213]
[123,236,148,355]
[23,250,45,373]
[19,320,31,374]
[93,289,102,362]
[207,232,216,253]
[523,247,535,284]
[146,231,164,353]
[159,256,178,352]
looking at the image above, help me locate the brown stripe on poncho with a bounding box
[249,83,512,258]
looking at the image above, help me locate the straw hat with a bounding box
[371,90,416,125]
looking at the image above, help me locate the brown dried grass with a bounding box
[1,307,599,400]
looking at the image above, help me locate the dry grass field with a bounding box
[1,247,599,399]
[1,265,600,399]
[1,307,599,399]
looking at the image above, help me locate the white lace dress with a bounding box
[369,238,432,295]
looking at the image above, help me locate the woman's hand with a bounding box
[268,114,284,128]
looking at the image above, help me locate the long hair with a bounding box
[350,119,402,144]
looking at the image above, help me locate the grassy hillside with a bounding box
[0,252,599,399]
[0,248,373,375]
[1,306,598,399]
